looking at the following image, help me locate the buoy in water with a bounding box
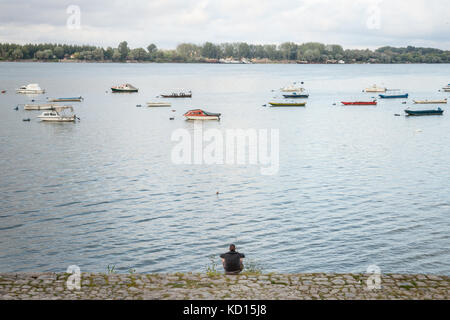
[394,114,401,116]
[22,118,30,122]
[136,104,142,107]
[169,117,174,120]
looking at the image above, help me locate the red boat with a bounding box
[183,109,221,120]
[341,101,377,105]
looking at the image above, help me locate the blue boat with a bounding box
[379,93,408,99]
[282,93,309,98]
[405,107,443,116]
[49,96,83,102]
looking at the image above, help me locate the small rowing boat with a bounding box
[161,91,192,98]
[269,101,306,107]
[146,102,171,107]
[24,103,60,110]
[282,92,309,98]
[413,98,447,104]
[379,93,408,99]
[48,96,83,102]
[405,107,444,116]
[184,109,220,120]
[341,101,377,105]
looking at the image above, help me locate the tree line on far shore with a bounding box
[1,41,449,64]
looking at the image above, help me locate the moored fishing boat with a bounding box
[269,101,306,107]
[146,102,171,107]
[442,84,450,90]
[183,109,220,120]
[413,98,447,104]
[161,91,192,98]
[404,107,444,116]
[379,93,408,99]
[364,84,386,92]
[37,106,77,122]
[24,103,59,110]
[282,92,309,98]
[111,84,138,92]
[16,83,45,94]
[341,101,377,105]
[48,96,83,102]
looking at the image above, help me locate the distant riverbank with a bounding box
[2,59,448,65]
[0,272,448,300]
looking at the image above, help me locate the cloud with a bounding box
[0,0,449,49]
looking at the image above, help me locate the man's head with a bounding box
[229,244,236,252]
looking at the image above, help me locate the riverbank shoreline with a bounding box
[1,59,446,65]
[0,272,448,300]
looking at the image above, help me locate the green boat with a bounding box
[404,107,444,116]
[269,101,306,107]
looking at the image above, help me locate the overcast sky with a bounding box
[1,0,449,50]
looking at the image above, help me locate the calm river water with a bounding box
[0,62,449,274]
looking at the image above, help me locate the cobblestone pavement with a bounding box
[0,273,448,300]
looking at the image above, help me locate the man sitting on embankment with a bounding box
[220,244,245,275]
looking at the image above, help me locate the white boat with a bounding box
[413,98,447,104]
[442,84,450,92]
[281,83,305,92]
[146,102,171,107]
[16,83,45,94]
[364,84,386,92]
[37,106,76,122]
[24,103,59,110]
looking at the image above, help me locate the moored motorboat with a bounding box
[281,83,306,92]
[111,84,138,92]
[183,109,220,120]
[404,107,444,116]
[341,101,377,105]
[379,93,408,99]
[48,96,83,102]
[269,101,306,107]
[161,91,192,98]
[146,102,171,107]
[24,103,59,110]
[413,98,447,104]
[37,106,77,122]
[364,84,386,92]
[16,83,45,94]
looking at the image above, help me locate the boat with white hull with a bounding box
[364,84,386,92]
[37,106,77,122]
[16,83,45,94]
